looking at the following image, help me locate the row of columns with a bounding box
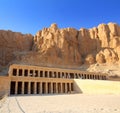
[11,81,73,95]
[12,68,106,80]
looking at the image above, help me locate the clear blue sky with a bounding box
[0,0,120,35]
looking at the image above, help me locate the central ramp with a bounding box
[74,79,120,94]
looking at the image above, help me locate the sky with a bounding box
[0,0,120,35]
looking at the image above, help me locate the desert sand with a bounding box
[0,94,120,113]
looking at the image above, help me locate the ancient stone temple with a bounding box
[5,64,106,95]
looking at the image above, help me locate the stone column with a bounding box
[99,75,101,80]
[60,83,63,93]
[43,71,45,77]
[47,71,49,78]
[76,73,78,78]
[65,83,67,93]
[59,72,61,78]
[22,82,24,94]
[71,83,73,91]
[28,69,30,77]
[38,70,40,77]
[15,81,18,94]
[73,73,76,79]
[68,73,71,79]
[92,75,94,79]
[52,72,54,78]
[91,75,93,79]
[64,73,66,78]
[33,70,35,77]
[69,83,71,93]
[51,83,53,94]
[96,75,98,79]
[98,75,100,80]
[73,73,76,78]
[56,83,58,93]
[88,74,92,79]
[56,72,58,78]
[45,82,48,94]
[34,82,37,94]
[17,69,19,76]
[99,75,102,80]
[77,74,80,79]
[28,82,31,94]
[86,74,88,79]
[22,69,25,77]
[40,82,42,94]
[102,76,104,80]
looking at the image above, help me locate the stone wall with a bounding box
[0,76,10,96]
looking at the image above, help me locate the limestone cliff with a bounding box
[0,22,120,70]
[19,22,120,68]
[0,30,33,66]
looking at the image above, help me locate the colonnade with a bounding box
[11,68,106,80]
[10,81,73,95]
[9,64,107,95]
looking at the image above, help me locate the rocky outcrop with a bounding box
[0,22,120,69]
[21,24,82,67]
[29,22,120,67]
[0,30,33,66]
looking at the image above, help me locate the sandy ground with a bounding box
[0,94,120,113]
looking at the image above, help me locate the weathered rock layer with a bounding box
[0,30,33,66]
[0,22,120,69]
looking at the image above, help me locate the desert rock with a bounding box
[0,22,120,69]
[0,30,33,66]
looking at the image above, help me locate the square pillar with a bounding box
[56,72,58,78]
[22,69,25,77]
[17,69,19,76]
[60,72,62,78]
[60,83,63,93]
[28,69,30,77]
[28,82,31,94]
[77,74,79,79]
[38,70,40,77]
[40,82,43,94]
[15,81,18,95]
[43,71,45,77]
[56,83,58,93]
[99,75,102,80]
[47,71,49,78]
[22,82,24,94]
[64,73,66,78]
[65,83,67,93]
[45,82,48,94]
[52,72,54,78]
[51,83,53,94]
[74,73,76,79]
[34,82,37,94]
[33,70,35,77]
[68,73,70,79]
[69,83,71,93]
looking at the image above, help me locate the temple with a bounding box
[7,64,107,95]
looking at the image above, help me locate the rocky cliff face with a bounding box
[0,22,120,69]
[20,22,120,68]
[0,30,33,66]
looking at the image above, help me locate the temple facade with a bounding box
[8,64,107,95]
